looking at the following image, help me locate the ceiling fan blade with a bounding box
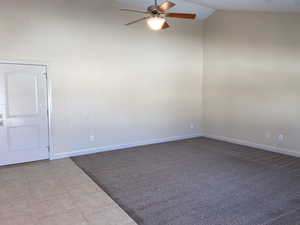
[158,1,176,11]
[162,22,170,29]
[125,17,150,26]
[165,13,197,19]
[120,9,149,14]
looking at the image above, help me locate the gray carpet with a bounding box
[72,138,300,225]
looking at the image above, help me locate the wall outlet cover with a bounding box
[278,134,285,143]
[89,135,95,142]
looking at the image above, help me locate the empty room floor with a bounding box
[1,138,300,225]
[73,138,300,225]
[0,158,136,225]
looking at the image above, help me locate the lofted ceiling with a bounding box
[186,0,300,13]
[117,0,300,22]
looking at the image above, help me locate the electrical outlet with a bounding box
[278,134,285,143]
[190,123,195,129]
[265,131,271,139]
[89,135,95,142]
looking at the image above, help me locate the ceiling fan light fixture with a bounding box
[121,1,196,30]
[147,16,166,30]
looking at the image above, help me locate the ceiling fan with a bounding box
[120,0,197,30]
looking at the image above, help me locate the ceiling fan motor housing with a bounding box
[147,5,160,14]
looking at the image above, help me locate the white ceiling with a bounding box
[186,0,300,13]
[117,0,300,22]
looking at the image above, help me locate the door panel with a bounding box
[0,64,49,166]
[8,125,40,151]
[6,72,39,117]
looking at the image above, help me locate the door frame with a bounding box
[0,59,54,161]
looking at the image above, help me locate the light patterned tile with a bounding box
[29,177,67,201]
[0,197,33,219]
[24,162,60,182]
[84,204,136,225]
[60,170,94,187]
[25,168,57,182]
[124,222,138,225]
[25,159,83,184]
[0,179,30,202]
[48,158,76,169]
[65,180,101,194]
[38,209,88,225]
[30,193,75,219]
[70,189,116,215]
[1,215,38,225]
[0,158,137,225]
[0,166,28,182]
[52,165,84,178]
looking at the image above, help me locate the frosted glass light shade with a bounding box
[147,17,166,30]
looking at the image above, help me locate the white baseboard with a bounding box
[204,134,300,158]
[51,133,203,160]
[51,132,299,160]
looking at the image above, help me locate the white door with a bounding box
[0,63,49,166]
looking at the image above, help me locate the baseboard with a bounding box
[204,134,300,158]
[51,133,203,160]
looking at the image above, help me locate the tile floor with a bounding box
[0,158,137,225]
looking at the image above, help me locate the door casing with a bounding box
[0,60,54,161]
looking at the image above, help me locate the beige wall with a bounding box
[0,0,204,155]
[203,11,300,154]
[2,1,298,158]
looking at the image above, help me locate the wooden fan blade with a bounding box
[158,1,176,11]
[120,9,149,14]
[165,13,196,19]
[162,22,170,29]
[125,17,150,26]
